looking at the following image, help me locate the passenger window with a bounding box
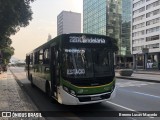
[44,49,49,64]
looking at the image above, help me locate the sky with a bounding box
[10,0,83,60]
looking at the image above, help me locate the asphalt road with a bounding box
[9,67,160,120]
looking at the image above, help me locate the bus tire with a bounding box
[46,82,51,96]
[46,82,55,102]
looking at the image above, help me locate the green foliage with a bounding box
[1,47,14,63]
[0,0,35,38]
[0,37,12,48]
[0,0,35,64]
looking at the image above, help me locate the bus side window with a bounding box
[30,54,33,65]
[44,49,49,64]
[34,52,39,64]
[39,49,43,64]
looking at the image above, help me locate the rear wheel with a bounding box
[46,82,51,96]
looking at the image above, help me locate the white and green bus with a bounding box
[26,33,117,105]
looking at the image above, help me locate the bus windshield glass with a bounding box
[62,48,112,78]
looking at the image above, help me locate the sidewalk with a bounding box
[134,70,160,75]
[0,70,45,120]
[115,70,160,83]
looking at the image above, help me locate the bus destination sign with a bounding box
[69,35,105,44]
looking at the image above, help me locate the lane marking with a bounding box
[118,89,160,100]
[134,92,160,99]
[130,118,137,120]
[116,81,156,88]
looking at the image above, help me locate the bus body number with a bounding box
[67,69,85,75]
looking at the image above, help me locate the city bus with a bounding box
[26,33,117,105]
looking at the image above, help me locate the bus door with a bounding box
[50,46,60,97]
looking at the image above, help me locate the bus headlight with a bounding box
[63,86,69,92]
[63,86,76,97]
[70,90,76,96]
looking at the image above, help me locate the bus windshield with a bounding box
[62,48,112,78]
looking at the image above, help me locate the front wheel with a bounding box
[46,82,56,103]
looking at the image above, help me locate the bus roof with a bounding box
[26,33,118,55]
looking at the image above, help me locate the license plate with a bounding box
[91,96,101,101]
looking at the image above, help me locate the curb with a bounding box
[116,76,160,83]
[133,72,160,75]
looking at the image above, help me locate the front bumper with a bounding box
[57,86,116,105]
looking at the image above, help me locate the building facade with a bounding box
[57,11,81,35]
[83,0,106,35]
[122,0,132,55]
[131,0,160,69]
[83,0,133,68]
[83,0,122,51]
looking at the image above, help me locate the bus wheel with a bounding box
[46,82,51,97]
[46,82,55,102]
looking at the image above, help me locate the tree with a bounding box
[0,0,35,38]
[0,0,35,64]
[1,47,15,63]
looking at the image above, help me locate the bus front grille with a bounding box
[78,93,111,102]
